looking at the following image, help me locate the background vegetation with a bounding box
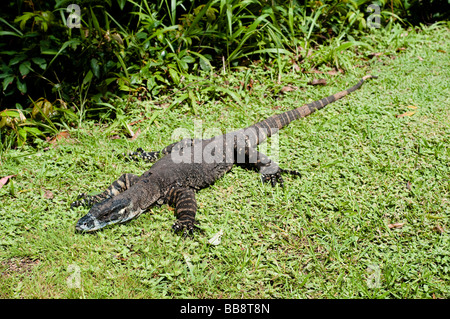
[1,0,449,147]
[0,0,448,299]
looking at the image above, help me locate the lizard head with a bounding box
[75,182,160,232]
[75,197,140,232]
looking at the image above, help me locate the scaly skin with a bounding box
[73,75,378,234]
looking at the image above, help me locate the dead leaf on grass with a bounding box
[129,117,150,126]
[433,224,444,234]
[0,175,15,190]
[368,52,383,58]
[388,222,406,229]
[406,105,418,109]
[47,131,70,145]
[326,69,341,75]
[126,123,135,137]
[406,181,412,191]
[417,56,424,61]
[129,128,141,141]
[308,78,327,86]
[309,68,323,74]
[280,85,298,93]
[208,229,224,246]
[396,111,416,118]
[44,190,54,199]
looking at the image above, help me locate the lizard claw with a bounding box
[172,220,200,237]
[261,171,284,187]
[261,168,301,187]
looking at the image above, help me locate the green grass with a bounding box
[0,26,449,298]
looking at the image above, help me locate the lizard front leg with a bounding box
[238,146,301,187]
[167,187,198,235]
[71,173,140,208]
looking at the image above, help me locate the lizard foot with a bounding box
[70,193,90,208]
[172,220,200,237]
[261,168,301,187]
[261,170,284,187]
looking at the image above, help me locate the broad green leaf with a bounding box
[17,128,27,146]
[2,76,14,91]
[8,54,26,66]
[19,61,32,76]
[90,58,100,78]
[32,57,47,70]
[0,51,20,55]
[55,107,77,120]
[168,67,179,85]
[189,51,212,71]
[199,58,211,71]
[0,109,25,120]
[336,42,354,52]
[181,55,195,64]
[178,59,188,71]
[23,126,43,136]
[16,80,27,93]
[14,12,34,30]
[0,72,12,80]
[82,70,93,86]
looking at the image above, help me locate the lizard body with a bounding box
[73,75,377,233]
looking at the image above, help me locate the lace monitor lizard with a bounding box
[73,75,377,234]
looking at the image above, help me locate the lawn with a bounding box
[0,26,449,299]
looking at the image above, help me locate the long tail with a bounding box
[247,75,378,145]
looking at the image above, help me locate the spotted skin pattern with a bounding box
[73,75,377,234]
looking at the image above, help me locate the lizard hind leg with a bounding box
[71,173,140,208]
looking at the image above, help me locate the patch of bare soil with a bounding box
[1,257,40,277]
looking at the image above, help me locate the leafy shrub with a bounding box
[0,0,447,147]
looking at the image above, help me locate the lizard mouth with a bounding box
[75,202,143,232]
[75,213,107,232]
